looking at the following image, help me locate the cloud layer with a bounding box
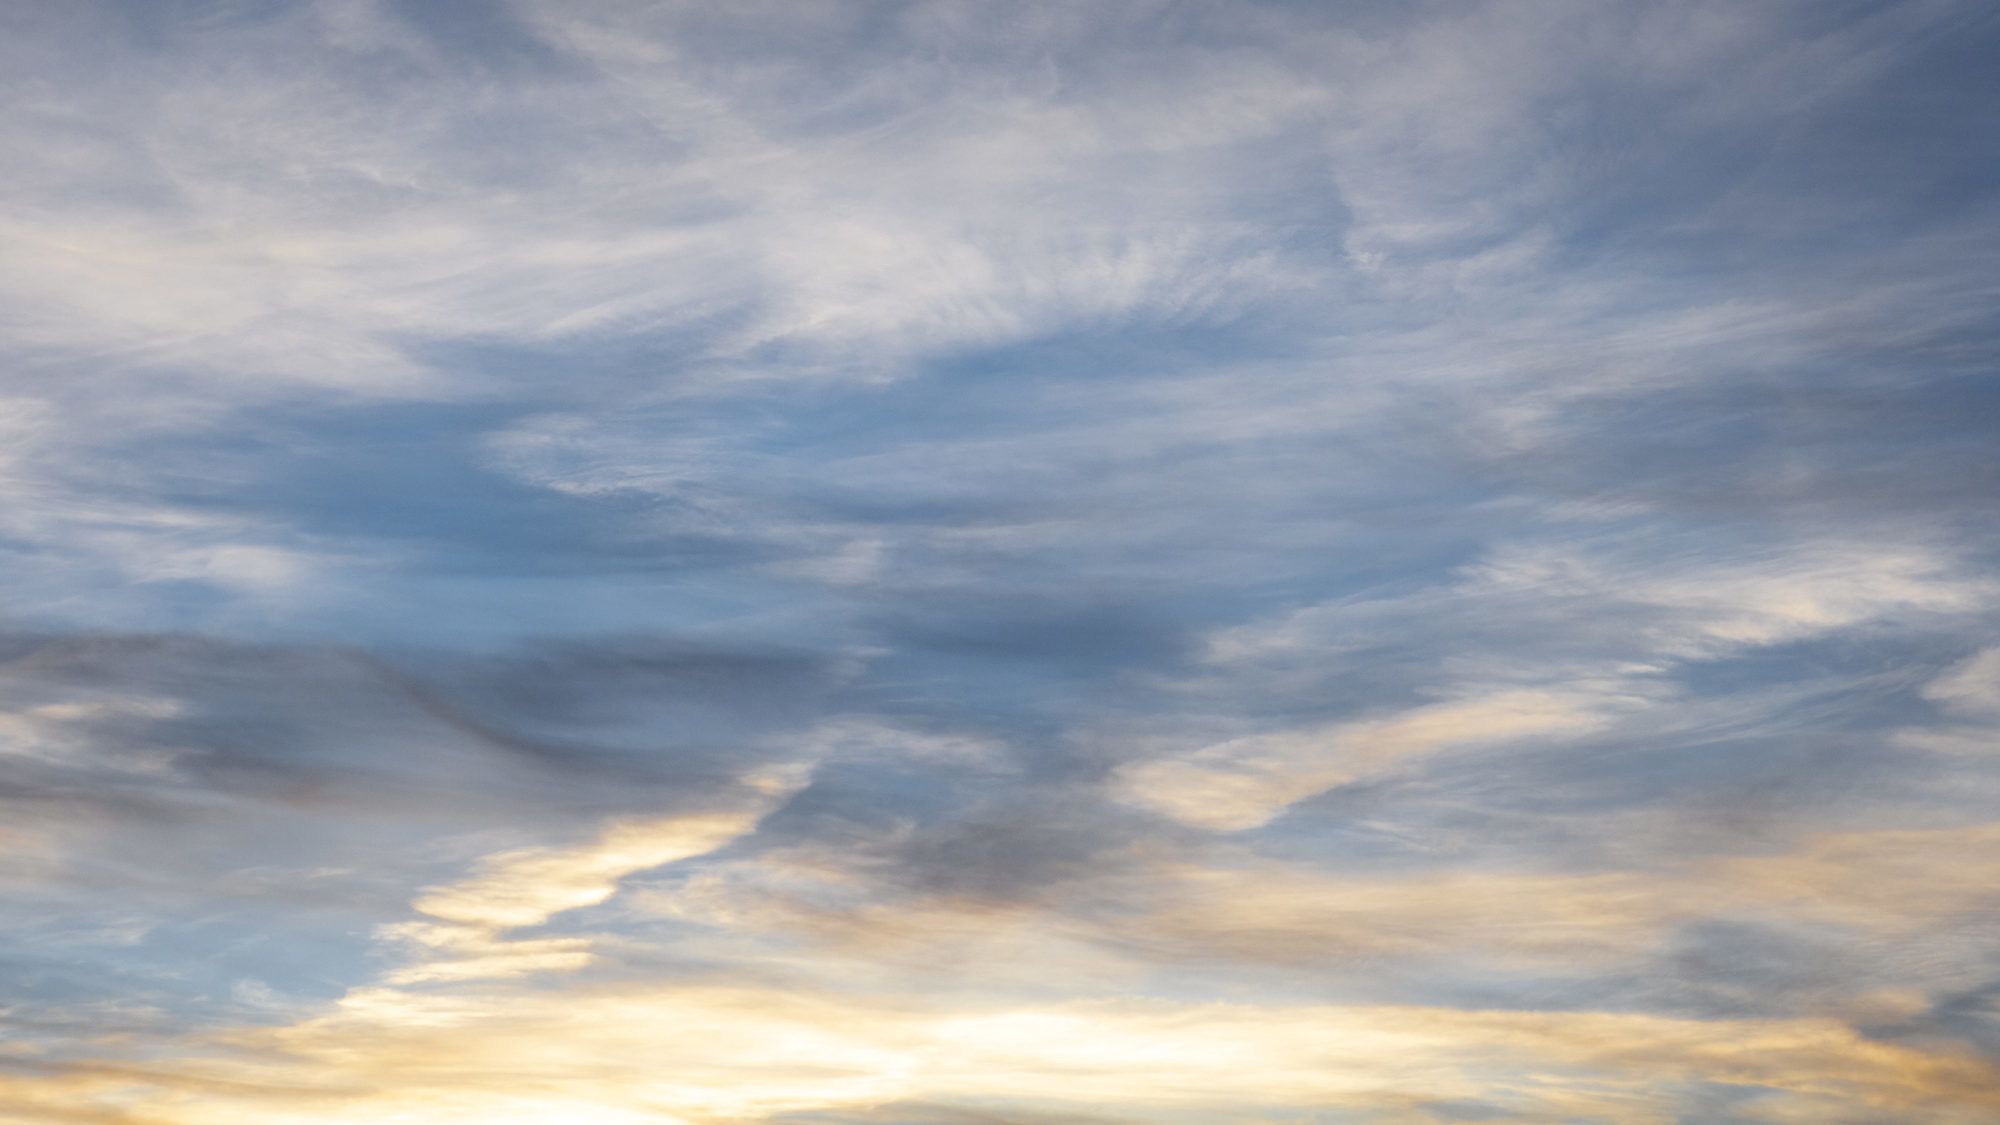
[3,1,1999,1121]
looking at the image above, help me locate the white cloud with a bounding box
[1114,688,1617,831]
[1146,536,1992,830]
[1925,648,2000,717]
[382,761,810,983]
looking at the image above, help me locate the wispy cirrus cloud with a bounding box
[3,1,1999,1121]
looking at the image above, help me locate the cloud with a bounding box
[1924,647,2000,719]
[2,2,1999,1121]
[383,762,809,983]
[1113,688,1615,831]
[14,985,2000,1124]
[1117,534,1993,831]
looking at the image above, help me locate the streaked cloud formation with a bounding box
[2,1,1998,1121]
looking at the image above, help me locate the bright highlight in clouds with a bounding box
[2,1,1999,1122]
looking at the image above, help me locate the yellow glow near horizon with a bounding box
[14,987,2000,1124]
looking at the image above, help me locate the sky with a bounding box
[2,0,1999,1121]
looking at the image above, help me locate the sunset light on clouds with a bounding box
[3,2,2000,1122]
